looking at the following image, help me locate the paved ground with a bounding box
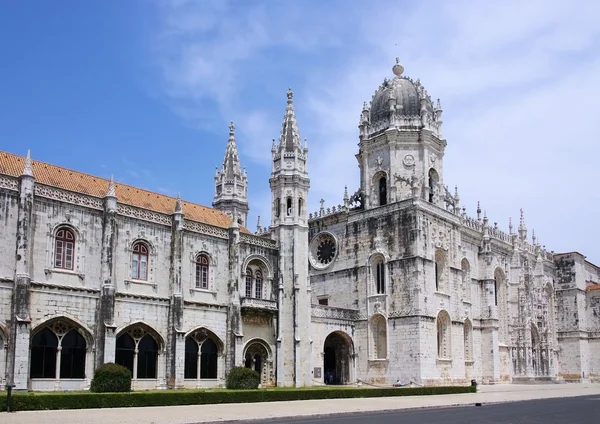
[1,383,599,424]
[257,395,600,424]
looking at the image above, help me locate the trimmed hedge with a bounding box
[226,366,260,390]
[1,386,476,412]
[90,363,132,393]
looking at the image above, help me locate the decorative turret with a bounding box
[355,58,447,208]
[22,149,34,178]
[213,121,249,227]
[104,174,117,212]
[518,208,527,241]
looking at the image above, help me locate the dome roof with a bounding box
[364,59,437,132]
[370,77,422,121]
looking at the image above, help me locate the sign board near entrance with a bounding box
[314,367,322,378]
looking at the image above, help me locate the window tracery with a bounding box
[132,241,149,280]
[54,227,75,270]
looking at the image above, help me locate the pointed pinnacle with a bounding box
[174,193,183,213]
[106,174,116,198]
[22,149,33,177]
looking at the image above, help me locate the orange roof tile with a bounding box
[0,150,249,232]
[586,284,600,292]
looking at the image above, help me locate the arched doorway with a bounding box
[243,339,273,386]
[323,331,354,385]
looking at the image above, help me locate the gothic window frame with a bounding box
[195,253,210,290]
[254,270,263,299]
[436,310,451,360]
[298,197,304,217]
[369,253,387,295]
[54,227,75,270]
[131,240,149,281]
[115,324,163,381]
[183,328,223,381]
[461,258,471,302]
[29,319,91,381]
[369,314,388,360]
[434,249,447,293]
[428,168,439,203]
[372,171,388,207]
[241,255,273,300]
[464,318,473,363]
[274,197,281,218]
[46,223,86,278]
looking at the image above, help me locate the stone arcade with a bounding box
[1,60,599,391]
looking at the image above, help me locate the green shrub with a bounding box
[226,366,261,390]
[89,363,132,393]
[1,385,476,412]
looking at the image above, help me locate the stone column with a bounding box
[480,278,500,382]
[96,177,117,370]
[166,197,185,389]
[7,152,35,391]
[226,218,242,374]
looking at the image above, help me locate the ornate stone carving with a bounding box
[35,184,104,210]
[117,204,171,226]
[0,176,18,191]
[240,233,277,249]
[309,232,338,270]
[403,154,415,167]
[311,305,358,321]
[184,220,229,239]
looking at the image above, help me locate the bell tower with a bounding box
[270,88,311,387]
[213,122,249,227]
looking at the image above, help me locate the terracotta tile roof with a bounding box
[0,150,248,232]
[586,284,600,292]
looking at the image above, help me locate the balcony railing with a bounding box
[240,297,278,311]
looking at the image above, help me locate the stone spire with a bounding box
[213,121,249,227]
[279,88,301,152]
[22,149,33,177]
[174,193,183,214]
[106,175,116,198]
[256,215,262,233]
[222,122,242,178]
[518,208,527,241]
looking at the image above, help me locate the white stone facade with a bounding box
[1,60,599,391]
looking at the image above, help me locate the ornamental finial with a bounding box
[287,87,293,102]
[174,193,183,213]
[22,149,33,177]
[229,121,235,137]
[392,57,404,77]
[106,174,116,198]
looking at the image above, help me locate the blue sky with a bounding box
[1,0,599,264]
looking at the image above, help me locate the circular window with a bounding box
[309,232,338,270]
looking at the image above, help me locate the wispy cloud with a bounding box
[152,0,600,263]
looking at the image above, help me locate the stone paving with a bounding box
[1,383,599,424]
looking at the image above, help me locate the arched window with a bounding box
[298,198,303,216]
[60,330,86,378]
[54,227,75,269]
[254,271,263,299]
[30,323,88,380]
[115,333,135,374]
[115,329,159,379]
[195,254,209,289]
[379,176,387,206]
[184,337,198,379]
[428,168,439,203]
[132,241,149,280]
[494,275,499,306]
[375,258,385,294]
[464,319,473,362]
[30,328,58,378]
[286,197,292,216]
[275,198,281,217]
[461,259,470,301]
[245,269,253,298]
[137,334,158,379]
[434,250,446,292]
[200,338,218,379]
[370,315,387,359]
[437,310,451,359]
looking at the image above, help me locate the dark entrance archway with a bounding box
[323,331,353,385]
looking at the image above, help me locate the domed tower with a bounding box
[356,58,446,209]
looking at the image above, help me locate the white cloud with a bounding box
[153,0,600,263]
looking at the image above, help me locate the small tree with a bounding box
[226,366,260,390]
[90,363,132,393]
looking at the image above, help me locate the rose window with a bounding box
[309,232,338,270]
